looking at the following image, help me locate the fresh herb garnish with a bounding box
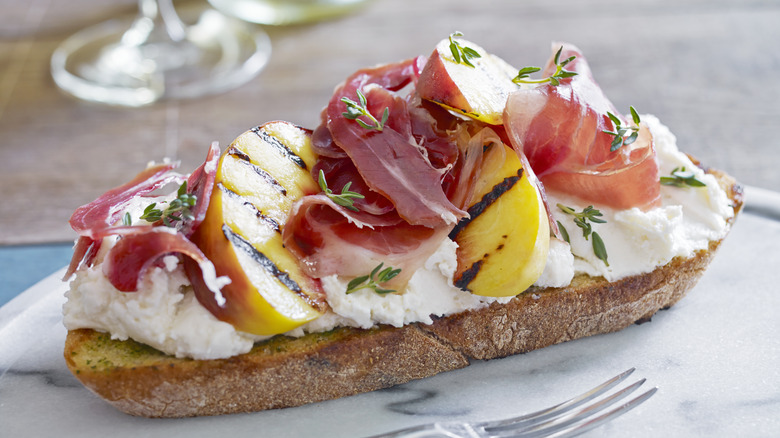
[557,204,606,239]
[448,31,482,68]
[139,181,196,227]
[557,204,609,266]
[346,262,402,295]
[341,89,389,131]
[660,166,707,188]
[122,212,132,226]
[318,169,365,212]
[603,106,641,151]
[591,232,609,267]
[556,220,570,243]
[512,46,578,86]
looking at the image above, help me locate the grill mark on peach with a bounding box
[455,236,508,290]
[454,260,483,291]
[252,127,307,170]
[227,146,287,196]
[218,183,281,233]
[448,168,523,240]
[222,224,305,296]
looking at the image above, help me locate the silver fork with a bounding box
[367,368,657,438]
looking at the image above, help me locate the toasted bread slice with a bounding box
[63,167,743,417]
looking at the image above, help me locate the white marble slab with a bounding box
[1,187,778,437]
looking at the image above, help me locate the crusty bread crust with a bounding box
[63,168,743,417]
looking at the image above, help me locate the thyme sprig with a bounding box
[346,262,402,295]
[448,31,482,68]
[512,46,578,86]
[557,204,609,266]
[341,89,389,131]
[139,181,196,227]
[318,169,365,212]
[660,166,707,188]
[603,107,641,152]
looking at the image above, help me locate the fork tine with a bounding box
[364,369,654,438]
[529,386,658,438]
[487,378,649,438]
[478,368,636,430]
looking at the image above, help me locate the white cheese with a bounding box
[297,238,511,332]
[544,115,733,281]
[533,237,575,287]
[63,250,260,360]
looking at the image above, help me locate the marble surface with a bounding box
[0,187,778,438]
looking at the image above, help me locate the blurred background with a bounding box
[1,0,778,299]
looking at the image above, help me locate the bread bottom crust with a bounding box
[63,169,743,418]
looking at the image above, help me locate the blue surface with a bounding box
[0,243,73,307]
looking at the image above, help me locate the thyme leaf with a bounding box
[448,32,482,68]
[139,181,196,227]
[318,169,365,212]
[346,262,402,295]
[557,220,570,243]
[558,204,609,266]
[660,166,707,188]
[512,46,578,86]
[592,231,609,267]
[603,106,641,151]
[557,204,606,240]
[341,89,389,131]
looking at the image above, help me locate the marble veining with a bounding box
[382,386,472,417]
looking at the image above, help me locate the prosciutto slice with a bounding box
[283,61,490,283]
[325,57,466,227]
[182,142,219,236]
[102,227,226,304]
[283,196,446,284]
[504,43,661,211]
[64,144,221,296]
[69,162,181,239]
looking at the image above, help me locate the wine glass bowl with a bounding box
[51,0,271,107]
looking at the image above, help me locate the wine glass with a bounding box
[51,0,272,107]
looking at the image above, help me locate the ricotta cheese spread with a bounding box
[544,115,734,282]
[62,116,734,360]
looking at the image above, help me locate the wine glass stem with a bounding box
[123,0,188,46]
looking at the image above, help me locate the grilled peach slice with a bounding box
[450,144,549,297]
[417,36,519,125]
[187,122,326,336]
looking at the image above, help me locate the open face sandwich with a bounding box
[62,36,743,417]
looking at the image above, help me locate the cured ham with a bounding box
[325,57,466,227]
[504,43,661,211]
[64,145,221,299]
[103,227,226,303]
[280,58,508,284]
[182,142,220,236]
[283,194,446,285]
[63,162,180,279]
[69,162,181,239]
